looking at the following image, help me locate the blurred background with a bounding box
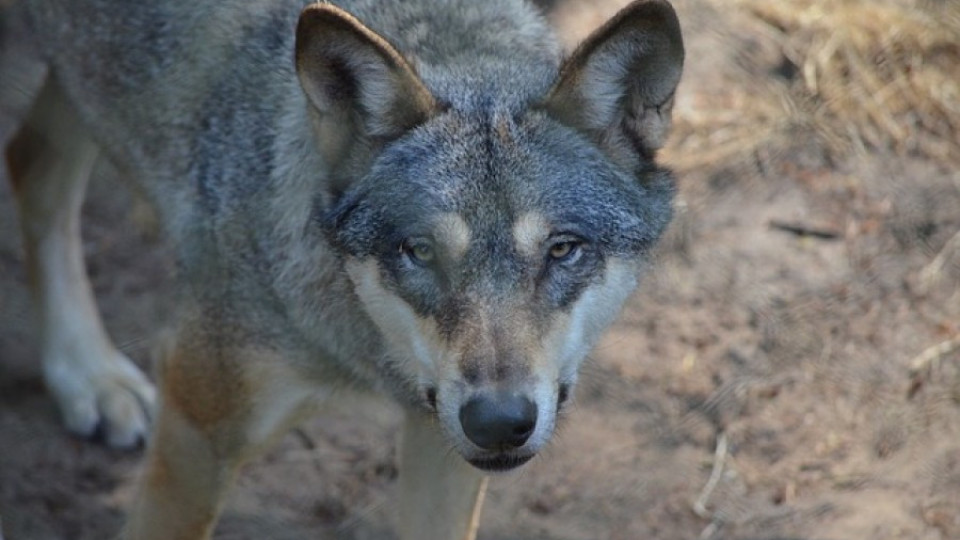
[2,0,958,538]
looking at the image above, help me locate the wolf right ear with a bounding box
[545,0,683,168]
[295,5,437,165]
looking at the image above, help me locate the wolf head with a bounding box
[295,0,683,472]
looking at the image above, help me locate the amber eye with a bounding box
[401,239,435,264]
[412,243,434,262]
[548,240,580,261]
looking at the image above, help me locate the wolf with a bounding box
[1,0,683,537]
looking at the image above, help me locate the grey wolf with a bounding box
[1,0,683,537]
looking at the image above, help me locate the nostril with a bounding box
[513,421,534,438]
[425,387,437,411]
[459,393,538,451]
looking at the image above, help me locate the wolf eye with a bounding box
[400,239,435,265]
[548,239,582,262]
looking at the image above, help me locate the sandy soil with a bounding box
[2,1,959,539]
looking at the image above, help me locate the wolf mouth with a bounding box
[467,453,535,472]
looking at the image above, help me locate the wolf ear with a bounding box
[545,0,683,167]
[295,5,436,162]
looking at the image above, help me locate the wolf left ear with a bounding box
[295,5,436,165]
[545,0,683,167]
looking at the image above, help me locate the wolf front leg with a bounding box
[10,80,155,448]
[397,412,489,540]
[123,399,238,540]
[123,332,318,540]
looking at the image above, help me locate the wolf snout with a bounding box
[458,392,538,451]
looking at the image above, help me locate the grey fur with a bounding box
[2,0,683,536]
[9,0,674,394]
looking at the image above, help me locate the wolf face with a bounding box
[296,1,683,471]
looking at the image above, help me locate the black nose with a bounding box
[459,392,538,451]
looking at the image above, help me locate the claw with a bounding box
[45,348,155,450]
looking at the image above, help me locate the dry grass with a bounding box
[667,0,960,171]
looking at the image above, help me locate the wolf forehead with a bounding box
[324,106,676,259]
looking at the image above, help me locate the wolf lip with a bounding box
[467,453,534,472]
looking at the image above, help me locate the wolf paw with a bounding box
[43,348,156,449]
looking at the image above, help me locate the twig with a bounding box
[908,336,960,379]
[693,432,728,519]
[918,228,960,293]
[698,519,721,540]
[291,427,317,450]
[908,335,960,398]
[463,476,489,540]
[769,219,841,240]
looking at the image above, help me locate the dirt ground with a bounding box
[2,1,959,539]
